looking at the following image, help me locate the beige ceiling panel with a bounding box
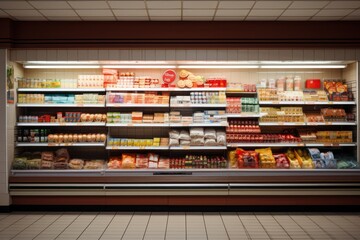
[68,1,109,9]
[216,9,250,17]
[289,1,329,9]
[76,9,113,17]
[218,1,255,9]
[253,1,291,9]
[281,9,319,17]
[40,10,78,17]
[5,10,42,17]
[325,1,360,9]
[108,1,146,9]
[148,9,181,17]
[248,9,284,17]
[29,1,72,9]
[183,1,218,9]
[147,1,181,9]
[183,9,215,17]
[316,9,353,17]
[0,1,33,10]
[113,9,148,17]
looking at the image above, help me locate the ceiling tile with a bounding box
[47,16,81,21]
[183,9,216,17]
[216,9,250,17]
[342,15,360,20]
[40,10,78,17]
[218,1,255,9]
[183,16,214,21]
[325,1,360,9]
[76,10,113,17]
[248,9,284,17]
[0,1,33,10]
[316,9,353,17]
[113,9,148,17]
[183,1,218,9]
[108,1,146,9]
[116,16,149,21]
[29,1,72,10]
[5,9,42,17]
[289,1,329,9]
[281,9,319,17]
[253,1,291,9]
[0,10,9,17]
[277,16,311,21]
[14,16,47,20]
[81,16,116,21]
[150,16,182,21]
[245,16,278,20]
[68,1,109,9]
[148,9,181,17]
[214,16,246,20]
[349,9,360,16]
[311,16,343,20]
[147,1,181,9]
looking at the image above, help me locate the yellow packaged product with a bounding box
[294,149,314,169]
[255,148,276,168]
[228,150,238,169]
[286,148,301,169]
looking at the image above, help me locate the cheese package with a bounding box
[255,148,276,168]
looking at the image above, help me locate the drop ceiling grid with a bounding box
[0,1,359,21]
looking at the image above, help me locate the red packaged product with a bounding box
[305,79,321,89]
[273,154,290,169]
[236,148,259,168]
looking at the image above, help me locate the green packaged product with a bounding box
[12,157,27,170]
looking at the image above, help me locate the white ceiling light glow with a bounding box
[178,65,259,69]
[24,65,101,69]
[102,65,176,69]
[260,65,347,69]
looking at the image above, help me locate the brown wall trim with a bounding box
[1,19,360,48]
[11,196,360,206]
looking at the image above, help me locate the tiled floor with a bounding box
[0,212,359,240]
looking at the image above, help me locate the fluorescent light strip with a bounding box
[102,65,176,69]
[178,65,259,69]
[260,65,346,69]
[24,65,100,69]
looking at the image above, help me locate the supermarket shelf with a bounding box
[17,88,105,92]
[305,143,357,147]
[170,104,227,108]
[260,122,357,126]
[259,101,356,105]
[11,170,103,177]
[169,88,226,92]
[226,90,257,94]
[228,143,305,147]
[170,146,227,150]
[106,103,168,107]
[16,142,106,147]
[226,113,264,118]
[17,103,105,107]
[106,123,169,127]
[259,122,306,126]
[170,123,228,127]
[106,146,169,150]
[16,122,106,127]
[106,87,167,91]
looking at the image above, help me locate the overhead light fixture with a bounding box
[24,65,101,69]
[260,61,335,65]
[102,65,176,69]
[26,61,99,65]
[178,65,259,69]
[260,65,346,69]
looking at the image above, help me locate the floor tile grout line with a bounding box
[163,212,169,240]
[120,212,135,240]
[31,213,64,240]
[297,214,335,240]
[76,212,100,240]
[255,213,290,240]
[202,212,209,240]
[0,214,28,233]
[54,212,82,240]
[270,213,302,240]
[98,212,117,240]
[236,212,252,240]
[287,214,316,240]
[322,214,356,240]
[219,212,231,240]
[10,213,47,240]
[141,212,152,240]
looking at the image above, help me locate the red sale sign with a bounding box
[162,69,176,84]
